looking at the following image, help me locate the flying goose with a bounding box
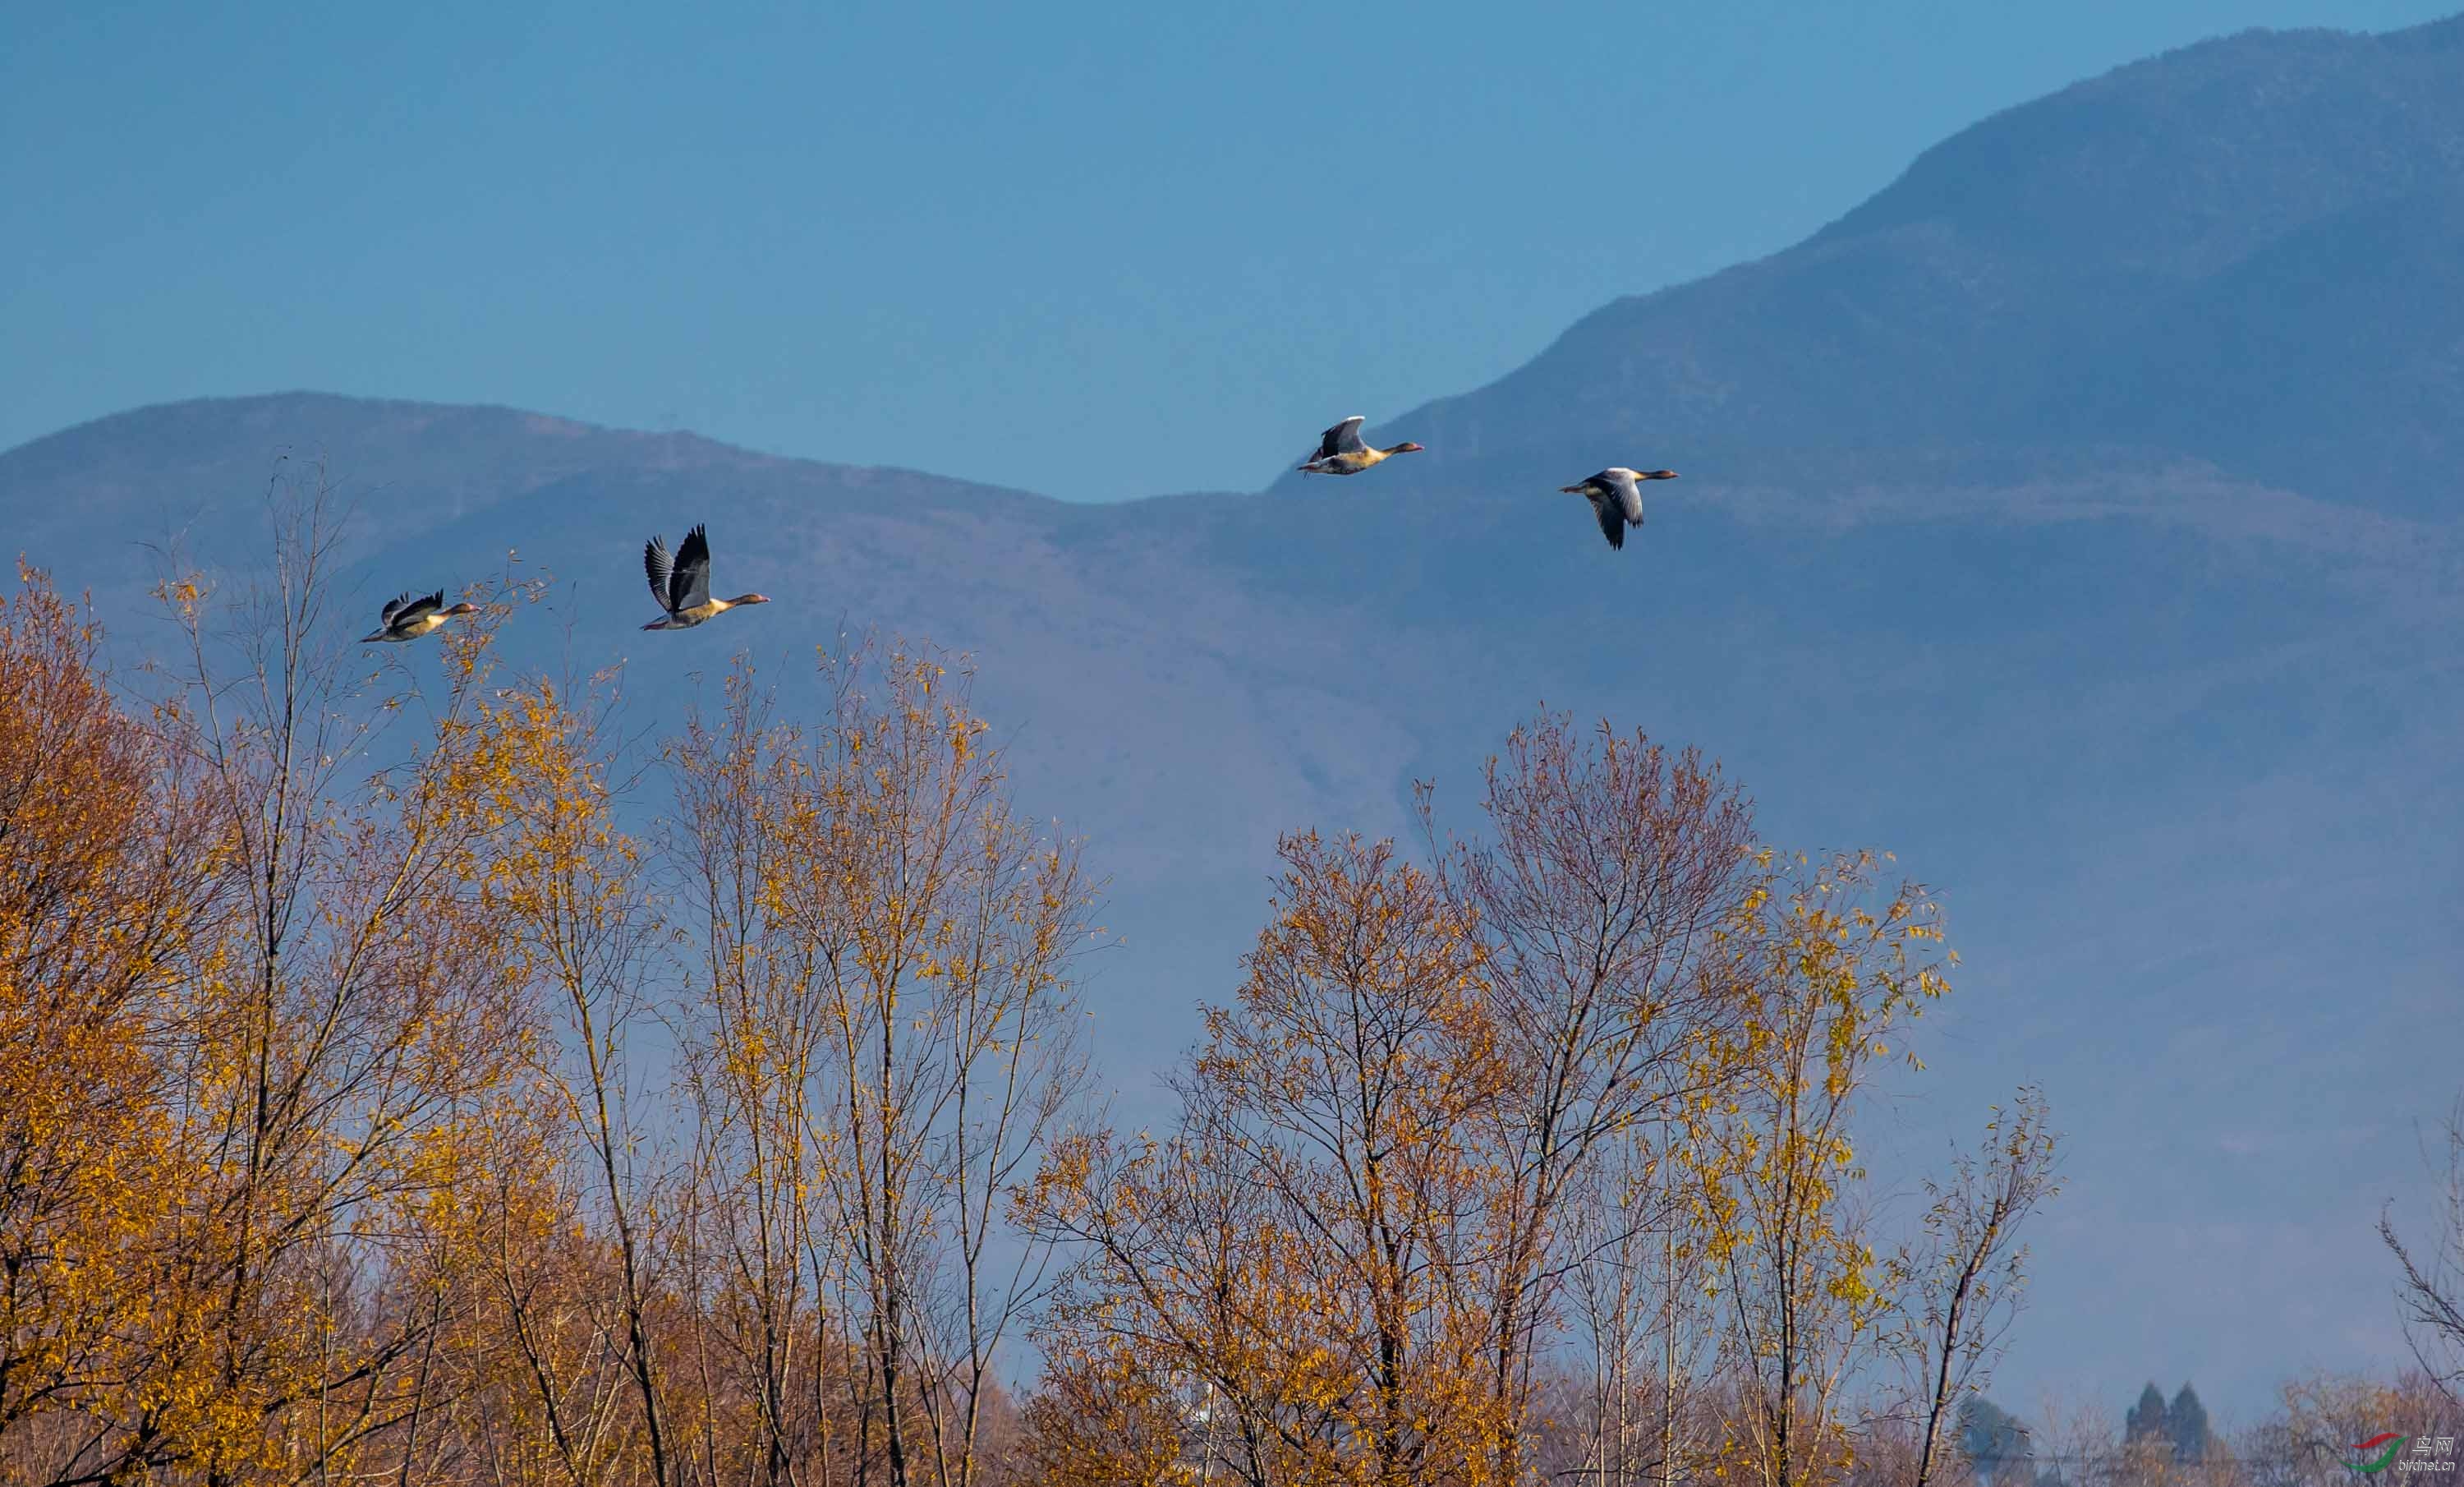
[1561,467,1677,550]
[360,591,478,643]
[1297,416,1423,476]
[642,524,769,630]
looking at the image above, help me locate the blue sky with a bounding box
[4,0,2456,500]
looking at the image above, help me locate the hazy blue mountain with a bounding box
[6,15,2460,1415]
[1322,15,2464,517]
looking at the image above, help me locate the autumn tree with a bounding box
[667,644,1092,1487]
[2,485,2103,1487]
[1556,1127,1726,1487]
[140,482,552,1486]
[2382,1097,2464,1403]
[0,469,564,1485]
[1893,1087,2063,1487]
[1032,831,1503,1487]
[0,564,220,1480]
[668,664,839,1485]
[437,650,685,1487]
[1027,716,2020,1487]
[1027,1083,1312,1486]
[1419,712,1757,1476]
[2242,1370,2464,1485]
[1699,849,1953,1487]
[5,488,1091,1486]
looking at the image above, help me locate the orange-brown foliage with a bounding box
[5,516,2434,1487]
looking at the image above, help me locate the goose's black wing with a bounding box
[1591,490,1626,550]
[645,536,676,611]
[382,591,444,627]
[671,525,712,610]
[1315,416,1367,460]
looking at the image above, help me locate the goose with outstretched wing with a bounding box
[642,524,770,630]
[1559,467,1677,550]
[1297,415,1423,476]
[360,591,477,642]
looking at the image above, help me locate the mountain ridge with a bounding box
[1332,11,2464,518]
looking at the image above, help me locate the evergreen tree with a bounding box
[1960,1396,2034,1484]
[2169,1383,2213,1463]
[2125,1383,2172,1447]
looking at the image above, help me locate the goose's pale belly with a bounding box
[372,613,450,641]
[648,600,729,629]
[1308,449,1386,476]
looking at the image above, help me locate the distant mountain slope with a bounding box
[7,16,2462,1416]
[0,393,1029,605]
[1338,14,2464,516]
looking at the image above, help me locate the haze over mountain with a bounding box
[7,14,2460,1413]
